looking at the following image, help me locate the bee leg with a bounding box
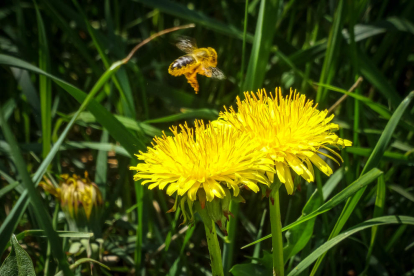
[198,66,212,78]
[184,72,199,94]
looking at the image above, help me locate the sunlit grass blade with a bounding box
[243,0,279,92]
[0,181,19,199]
[287,215,414,276]
[283,190,321,264]
[144,108,219,124]
[252,209,267,264]
[62,141,130,157]
[34,2,52,159]
[75,111,158,138]
[310,91,414,275]
[241,168,382,249]
[346,147,413,164]
[322,168,344,200]
[316,0,344,105]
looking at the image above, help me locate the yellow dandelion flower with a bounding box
[130,120,274,203]
[40,172,103,220]
[217,88,352,194]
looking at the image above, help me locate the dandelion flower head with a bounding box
[217,88,352,194]
[130,120,274,202]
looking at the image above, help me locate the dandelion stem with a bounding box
[269,187,284,276]
[196,202,224,276]
[204,220,224,276]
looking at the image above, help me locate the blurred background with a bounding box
[0,0,414,275]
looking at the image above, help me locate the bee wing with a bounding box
[176,37,198,53]
[203,66,226,80]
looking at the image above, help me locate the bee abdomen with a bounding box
[168,55,196,75]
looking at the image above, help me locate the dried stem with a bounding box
[327,76,363,114]
[122,23,195,64]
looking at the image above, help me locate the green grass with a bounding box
[1,0,414,275]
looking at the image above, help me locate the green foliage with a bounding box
[0,235,36,276]
[0,0,414,275]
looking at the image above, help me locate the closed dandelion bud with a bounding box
[40,172,103,230]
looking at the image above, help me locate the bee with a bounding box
[168,37,225,94]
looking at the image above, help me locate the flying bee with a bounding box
[168,37,225,94]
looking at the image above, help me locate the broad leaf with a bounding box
[0,235,36,276]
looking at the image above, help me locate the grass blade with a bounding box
[241,168,382,249]
[316,82,414,131]
[243,0,279,92]
[310,91,414,275]
[239,0,249,95]
[358,50,402,107]
[34,1,52,159]
[362,175,386,275]
[72,0,136,117]
[287,215,414,276]
[0,54,143,258]
[0,54,145,155]
[95,130,109,200]
[283,189,322,264]
[0,107,73,275]
[144,108,219,124]
[134,0,253,41]
[316,0,344,105]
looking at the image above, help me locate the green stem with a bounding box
[269,188,284,276]
[204,220,224,276]
[195,202,224,276]
[134,180,144,275]
[222,200,239,275]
